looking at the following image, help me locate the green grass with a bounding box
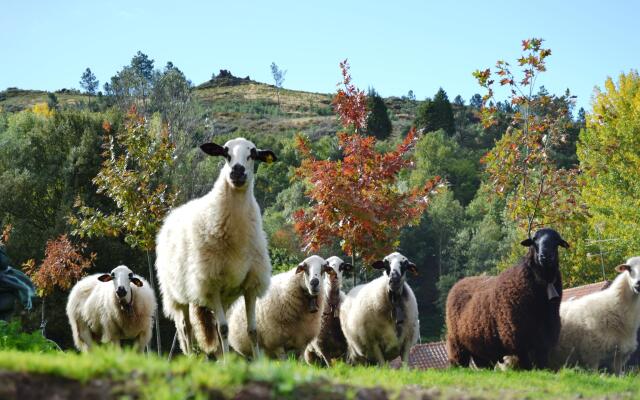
[0,349,638,399]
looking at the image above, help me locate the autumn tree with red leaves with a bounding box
[294,60,441,285]
[23,234,95,336]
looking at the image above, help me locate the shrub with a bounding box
[0,320,58,352]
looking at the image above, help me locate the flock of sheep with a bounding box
[65,137,640,374]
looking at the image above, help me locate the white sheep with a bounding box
[340,252,419,366]
[228,255,332,359]
[550,257,640,374]
[304,256,353,366]
[155,137,276,358]
[66,265,156,352]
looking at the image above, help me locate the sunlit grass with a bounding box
[0,349,638,399]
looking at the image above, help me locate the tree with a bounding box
[270,62,287,108]
[407,90,416,101]
[453,95,464,106]
[107,51,155,112]
[364,88,392,140]
[23,235,94,337]
[473,38,584,242]
[469,94,483,108]
[80,68,99,95]
[293,61,442,286]
[578,71,640,272]
[414,88,455,135]
[70,106,177,354]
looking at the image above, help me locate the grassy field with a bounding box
[0,349,637,399]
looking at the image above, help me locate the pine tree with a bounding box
[79,68,99,95]
[365,88,392,140]
[414,88,455,135]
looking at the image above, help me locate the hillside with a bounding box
[0,78,419,138]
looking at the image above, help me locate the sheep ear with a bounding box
[371,260,386,270]
[520,238,534,247]
[200,143,228,158]
[130,277,143,287]
[252,148,277,164]
[98,274,112,282]
[323,265,336,276]
[616,264,631,273]
[407,262,418,276]
[296,263,307,274]
[559,239,570,249]
[339,262,353,272]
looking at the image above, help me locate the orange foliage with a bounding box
[294,62,441,262]
[23,234,95,296]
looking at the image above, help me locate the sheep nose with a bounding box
[231,164,245,175]
[310,278,319,287]
[116,286,127,298]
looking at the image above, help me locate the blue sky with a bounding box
[2,0,639,110]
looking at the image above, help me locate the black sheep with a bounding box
[445,228,569,369]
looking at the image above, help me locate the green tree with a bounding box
[365,88,392,140]
[70,107,177,354]
[410,130,479,205]
[414,88,455,135]
[270,62,287,108]
[578,71,640,272]
[80,68,99,95]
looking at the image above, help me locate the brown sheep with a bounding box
[446,228,569,370]
[304,256,353,366]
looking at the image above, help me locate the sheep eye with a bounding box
[129,273,133,278]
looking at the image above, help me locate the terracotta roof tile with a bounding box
[562,281,609,301]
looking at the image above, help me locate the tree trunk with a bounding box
[40,297,46,337]
[146,250,162,355]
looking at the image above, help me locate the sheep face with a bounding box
[200,138,277,190]
[296,255,332,313]
[520,228,569,298]
[371,252,417,294]
[325,256,353,288]
[616,257,640,295]
[98,265,143,306]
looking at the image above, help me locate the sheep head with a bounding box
[520,228,569,299]
[372,252,417,295]
[296,255,332,313]
[615,256,640,295]
[98,265,143,307]
[325,256,353,289]
[200,137,277,190]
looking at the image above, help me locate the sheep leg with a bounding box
[372,344,386,366]
[244,291,261,359]
[401,341,411,368]
[210,292,230,358]
[446,339,470,367]
[612,349,629,375]
[516,350,533,370]
[75,320,94,352]
[175,305,195,355]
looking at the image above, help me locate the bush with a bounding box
[0,320,59,352]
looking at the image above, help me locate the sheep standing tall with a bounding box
[446,228,569,369]
[550,257,640,373]
[304,256,353,366]
[155,138,276,357]
[228,255,332,359]
[66,265,156,351]
[340,252,420,366]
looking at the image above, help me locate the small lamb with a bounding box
[304,256,353,366]
[66,265,156,351]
